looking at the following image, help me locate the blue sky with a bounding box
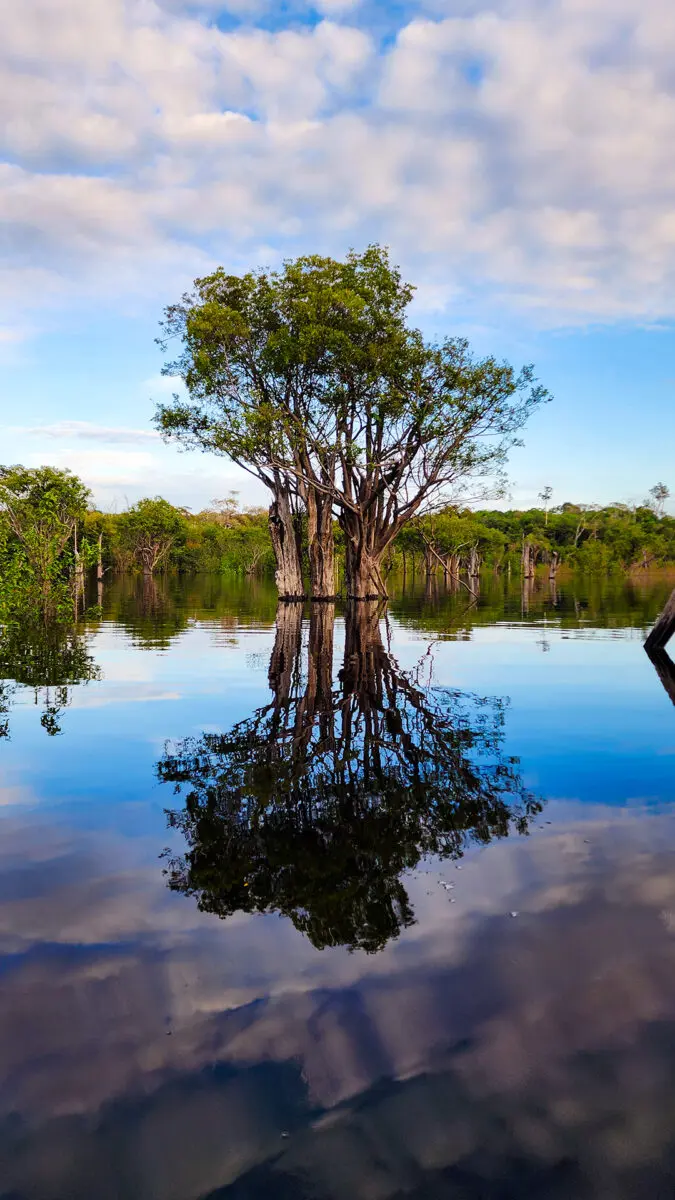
[2,0,674,512]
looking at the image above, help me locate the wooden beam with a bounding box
[645,587,675,653]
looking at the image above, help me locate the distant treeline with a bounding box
[90,496,675,580]
[1,464,673,626]
[399,499,675,578]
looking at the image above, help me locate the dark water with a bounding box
[2,573,675,1199]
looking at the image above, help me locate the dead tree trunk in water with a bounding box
[468,544,481,579]
[522,540,535,580]
[645,588,675,653]
[268,490,305,600]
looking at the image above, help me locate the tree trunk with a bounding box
[425,573,437,602]
[340,514,387,600]
[468,545,481,578]
[307,486,335,600]
[97,532,104,582]
[549,550,560,581]
[522,540,535,579]
[645,588,675,653]
[268,491,305,600]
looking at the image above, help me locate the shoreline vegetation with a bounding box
[2,469,675,628]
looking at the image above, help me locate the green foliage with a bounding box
[400,499,675,576]
[182,506,276,576]
[116,497,187,574]
[0,465,91,620]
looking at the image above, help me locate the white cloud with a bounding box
[15,421,160,444]
[2,0,675,327]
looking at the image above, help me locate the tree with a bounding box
[649,482,670,517]
[0,465,91,620]
[118,497,186,575]
[538,485,553,525]
[156,247,549,602]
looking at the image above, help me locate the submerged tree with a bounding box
[156,246,548,602]
[118,497,186,576]
[158,604,542,953]
[0,465,91,620]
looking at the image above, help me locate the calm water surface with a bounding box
[2,573,675,1198]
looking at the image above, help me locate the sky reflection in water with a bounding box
[1,574,675,1198]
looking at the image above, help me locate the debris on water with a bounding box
[449,898,456,904]
[281,1132,290,1139]
[509,911,519,918]
[456,865,462,870]
[441,882,454,890]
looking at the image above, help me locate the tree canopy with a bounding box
[0,465,91,620]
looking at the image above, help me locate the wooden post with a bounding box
[645,588,675,653]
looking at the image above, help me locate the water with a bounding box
[2,572,675,1198]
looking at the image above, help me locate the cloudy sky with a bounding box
[2,0,675,511]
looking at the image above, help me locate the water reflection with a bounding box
[646,644,675,708]
[0,620,100,736]
[158,602,541,952]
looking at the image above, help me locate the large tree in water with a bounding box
[155,251,409,599]
[157,604,542,953]
[156,247,548,601]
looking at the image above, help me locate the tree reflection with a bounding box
[0,621,101,736]
[646,644,675,709]
[158,603,542,953]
